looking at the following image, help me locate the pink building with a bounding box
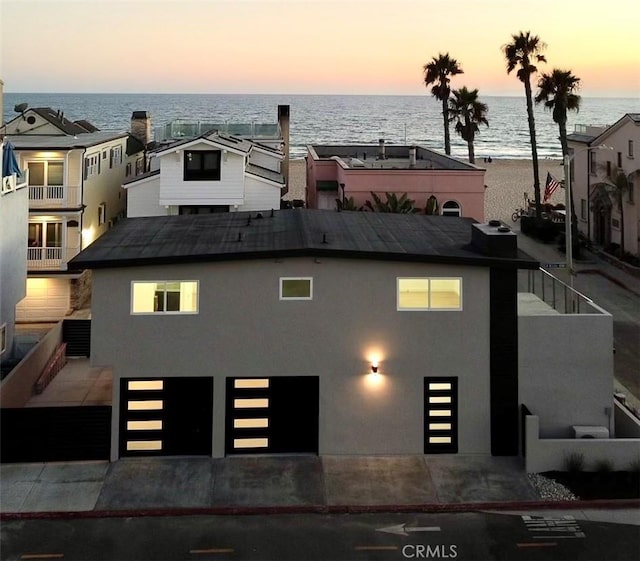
[306,141,486,221]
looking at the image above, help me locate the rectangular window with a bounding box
[28,161,64,186]
[629,140,634,158]
[125,162,132,177]
[131,281,199,314]
[580,198,587,220]
[606,161,612,178]
[85,153,100,178]
[98,203,106,225]
[110,146,122,168]
[0,323,6,355]
[397,278,462,310]
[589,152,597,175]
[629,179,635,204]
[184,150,221,181]
[280,277,313,300]
[425,377,458,453]
[617,152,622,168]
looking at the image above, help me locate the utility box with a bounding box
[572,425,610,439]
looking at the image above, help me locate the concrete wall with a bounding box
[525,415,640,472]
[0,322,63,407]
[519,311,613,437]
[159,144,245,206]
[90,258,492,459]
[615,399,640,438]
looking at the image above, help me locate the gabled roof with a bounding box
[126,135,145,156]
[154,131,254,157]
[4,107,99,135]
[590,113,640,146]
[68,210,538,270]
[123,168,159,186]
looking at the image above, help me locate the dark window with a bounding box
[606,161,612,177]
[617,152,622,167]
[178,205,229,215]
[184,150,221,181]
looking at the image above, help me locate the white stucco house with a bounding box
[568,113,640,258]
[3,106,145,321]
[124,130,286,217]
[69,210,614,462]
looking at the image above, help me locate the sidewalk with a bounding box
[2,455,639,521]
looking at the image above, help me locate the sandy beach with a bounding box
[286,157,565,223]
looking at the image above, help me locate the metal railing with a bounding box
[34,343,67,395]
[154,121,281,142]
[525,267,599,314]
[29,184,81,208]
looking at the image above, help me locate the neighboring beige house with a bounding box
[4,106,144,321]
[306,142,486,222]
[124,131,285,217]
[568,113,640,257]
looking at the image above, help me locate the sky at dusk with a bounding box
[2,0,639,96]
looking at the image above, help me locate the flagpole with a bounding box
[564,155,573,292]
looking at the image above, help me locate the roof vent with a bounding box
[498,226,511,233]
[488,219,501,227]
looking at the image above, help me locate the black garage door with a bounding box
[225,376,319,455]
[120,377,213,457]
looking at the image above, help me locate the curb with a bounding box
[3,498,639,521]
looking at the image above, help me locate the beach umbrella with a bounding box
[2,141,21,178]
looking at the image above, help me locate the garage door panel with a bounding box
[120,377,212,458]
[226,376,318,455]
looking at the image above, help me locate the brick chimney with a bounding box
[130,111,152,147]
[278,105,290,196]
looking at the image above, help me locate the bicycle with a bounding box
[511,207,527,222]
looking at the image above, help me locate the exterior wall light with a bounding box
[371,361,379,374]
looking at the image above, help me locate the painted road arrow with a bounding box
[377,524,441,536]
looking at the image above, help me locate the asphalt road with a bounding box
[2,511,638,561]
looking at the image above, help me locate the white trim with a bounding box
[279,277,313,300]
[156,137,248,157]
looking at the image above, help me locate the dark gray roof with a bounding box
[31,107,97,135]
[123,168,159,185]
[126,134,145,156]
[567,134,594,144]
[245,163,284,184]
[69,210,538,270]
[7,131,129,150]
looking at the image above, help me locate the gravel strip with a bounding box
[528,473,578,501]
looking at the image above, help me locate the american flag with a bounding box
[543,172,562,203]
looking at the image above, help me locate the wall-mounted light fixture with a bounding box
[370,361,379,374]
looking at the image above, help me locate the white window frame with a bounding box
[279,277,313,300]
[628,140,634,159]
[27,159,65,187]
[130,280,199,315]
[0,323,7,355]
[110,146,123,168]
[397,277,463,311]
[98,202,106,225]
[441,201,462,217]
[85,153,100,178]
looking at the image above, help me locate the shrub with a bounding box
[564,452,585,473]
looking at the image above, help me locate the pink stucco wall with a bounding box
[307,158,486,222]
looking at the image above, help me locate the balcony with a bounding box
[29,184,81,209]
[27,247,80,271]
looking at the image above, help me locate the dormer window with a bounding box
[184,150,221,181]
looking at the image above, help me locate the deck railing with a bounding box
[525,267,600,314]
[27,247,64,270]
[29,185,81,208]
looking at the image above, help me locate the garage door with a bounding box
[225,376,319,455]
[16,278,70,322]
[120,377,213,457]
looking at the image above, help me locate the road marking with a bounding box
[355,545,399,551]
[190,549,234,554]
[522,515,585,539]
[377,523,441,536]
[517,542,557,548]
[21,555,64,560]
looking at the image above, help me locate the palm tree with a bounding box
[592,165,639,256]
[535,69,581,244]
[535,69,581,157]
[503,31,546,218]
[364,192,419,213]
[423,53,463,155]
[448,87,489,164]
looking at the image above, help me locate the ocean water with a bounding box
[3,93,638,159]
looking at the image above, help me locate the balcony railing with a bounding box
[27,247,65,271]
[522,268,603,314]
[29,185,81,208]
